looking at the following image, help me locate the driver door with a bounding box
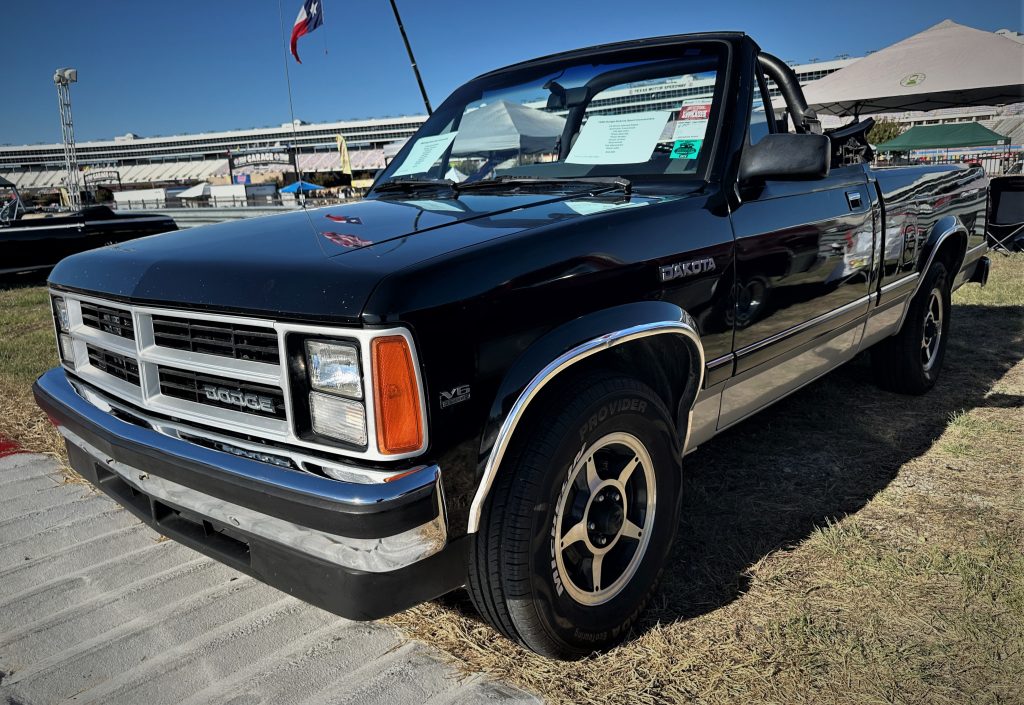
[719,68,875,428]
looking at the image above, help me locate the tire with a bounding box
[872,261,952,395]
[467,372,682,659]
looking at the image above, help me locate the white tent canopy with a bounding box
[452,101,566,154]
[803,20,1024,116]
[177,182,211,199]
[445,166,468,183]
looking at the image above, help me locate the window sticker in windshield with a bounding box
[671,103,711,142]
[566,111,669,165]
[392,132,459,176]
[670,139,702,160]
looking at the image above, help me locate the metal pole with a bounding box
[387,0,432,115]
[54,69,82,212]
[277,0,306,195]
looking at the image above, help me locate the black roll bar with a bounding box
[757,53,822,135]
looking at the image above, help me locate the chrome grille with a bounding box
[86,345,140,386]
[81,302,135,340]
[158,366,287,420]
[53,290,429,463]
[152,315,280,364]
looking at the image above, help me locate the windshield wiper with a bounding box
[376,175,633,199]
[456,176,632,196]
[374,177,457,193]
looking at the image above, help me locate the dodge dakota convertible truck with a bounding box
[34,32,990,659]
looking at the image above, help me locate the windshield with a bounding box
[373,42,727,193]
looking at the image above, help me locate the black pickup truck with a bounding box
[34,32,990,659]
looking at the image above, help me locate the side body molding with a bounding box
[468,303,705,533]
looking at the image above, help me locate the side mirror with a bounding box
[739,133,831,184]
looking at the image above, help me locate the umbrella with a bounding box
[280,180,325,193]
[177,182,211,199]
[452,101,566,155]
[804,20,1024,116]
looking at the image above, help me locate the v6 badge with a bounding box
[440,385,471,409]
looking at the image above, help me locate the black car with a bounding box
[1,177,177,276]
[34,32,990,658]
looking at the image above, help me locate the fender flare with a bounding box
[897,215,968,329]
[468,301,704,533]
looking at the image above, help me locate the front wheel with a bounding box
[871,261,952,394]
[467,373,681,659]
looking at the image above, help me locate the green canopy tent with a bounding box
[876,122,1008,152]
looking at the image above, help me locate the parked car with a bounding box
[34,32,990,659]
[0,178,177,276]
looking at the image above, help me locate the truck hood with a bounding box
[49,191,678,323]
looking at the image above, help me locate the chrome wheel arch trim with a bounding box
[897,218,968,331]
[467,317,705,534]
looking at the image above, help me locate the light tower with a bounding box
[53,67,82,212]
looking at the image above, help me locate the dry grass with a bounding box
[0,273,66,463]
[389,254,1024,705]
[2,258,1022,704]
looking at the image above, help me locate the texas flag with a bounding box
[290,0,324,64]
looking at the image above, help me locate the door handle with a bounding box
[846,191,863,210]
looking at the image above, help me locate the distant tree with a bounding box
[868,118,904,146]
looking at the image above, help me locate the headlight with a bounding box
[59,333,75,362]
[298,334,424,455]
[306,340,361,399]
[53,296,69,332]
[309,392,367,446]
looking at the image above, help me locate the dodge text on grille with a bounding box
[202,384,276,413]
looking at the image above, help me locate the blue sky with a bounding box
[1,0,1020,145]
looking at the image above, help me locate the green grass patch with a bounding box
[0,280,63,457]
[953,253,1024,307]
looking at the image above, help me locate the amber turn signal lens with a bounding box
[371,336,423,454]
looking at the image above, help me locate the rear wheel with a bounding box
[467,373,681,659]
[872,261,951,394]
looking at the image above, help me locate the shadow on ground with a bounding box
[437,302,1024,636]
[0,270,50,291]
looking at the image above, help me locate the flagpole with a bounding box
[387,0,432,116]
[277,0,306,199]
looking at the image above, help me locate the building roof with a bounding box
[875,122,1009,151]
[0,115,426,155]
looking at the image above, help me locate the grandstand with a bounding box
[0,149,394,190]
[1,42,1021,192]
[0,114,420,191]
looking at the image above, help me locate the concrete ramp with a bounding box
[0,452,538,705]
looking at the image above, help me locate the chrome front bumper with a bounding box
[34,367,465,619]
